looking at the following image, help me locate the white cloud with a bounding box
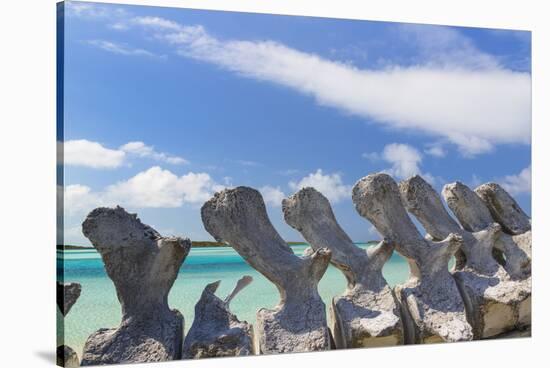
[131,16,183,31]
[63,225,87,245]
[66,2,128,19]
[64,166,225,215]
[364,143,435,182]
[361,152,381,162]
[63,139,188,168]
[499,166,531,195]
[66,2,108,18]
[470,174,483,188]
[424,143,446,158]
[105,167,221,207]
[64,184,103,216]
[120,141,188,164]
[289,169,351,203]
[381,143,423,179]
[64,139,126,169]
[110,22,129,31]
[228,159,262,167]
[260,186,286,207]
[132,18,530,156]
[85,40,163,58]
[396,24,501,70]
[278,169,300,176]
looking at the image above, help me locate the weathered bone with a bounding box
[201,187,332,354]
[57,282,82,367]
[352,173,473,343]
[443,182,530,279]
[400,176,531,338]
[183,276,255,358]
[475,183,531,235]
[57,282,82,317]
[475,183,532,259]
[282,187,403,348]
[80,206,191,365]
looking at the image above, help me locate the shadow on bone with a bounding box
[201,187,332,354]
[283,187,404,348]
[183,276,255,359]
[400,176,531,338]
[352,173,473,343]
[80,206,191,365]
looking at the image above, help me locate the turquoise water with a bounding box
[58,244,411,355]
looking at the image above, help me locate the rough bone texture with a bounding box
[475,183,532,260]
[475,183,531,235]
[352,173,473,343]
[183,276,255,358]
[400,176,531,338]
[443,182,530,279]
[282,187,403,348]
[201,187,332,354]
[57,282,82,317]
[80,206,191,365]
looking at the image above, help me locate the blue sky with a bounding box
[61,1,531,245]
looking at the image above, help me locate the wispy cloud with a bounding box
[470,174,483,188]
[109,22,129,31]
[66,2,128,19]
[131,16,183,31]
[395,24,502,70]
[69,8,531,157]
[424,143,447,158]
[124,17,530,156]
[362,151,381,162]
[85,40,165,59]
[399,25,531,73]
[120,141,188,165]
[63,139,188,169]
[499,165,531,195]
[227,159,263,167]
[278,169,300,176]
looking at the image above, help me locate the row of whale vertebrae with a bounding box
[77,172,531,365]
[202,173,531,350]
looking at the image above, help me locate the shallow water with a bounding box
[57,244,411,356]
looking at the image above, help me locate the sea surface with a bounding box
[57,244,412,355]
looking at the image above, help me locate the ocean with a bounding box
[57,244,412,355]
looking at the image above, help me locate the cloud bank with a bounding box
[129,16,530,156]
[64,166,224,215]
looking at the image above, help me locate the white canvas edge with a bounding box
[0,0,548,367]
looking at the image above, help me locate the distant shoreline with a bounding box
[57,240,380,250]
